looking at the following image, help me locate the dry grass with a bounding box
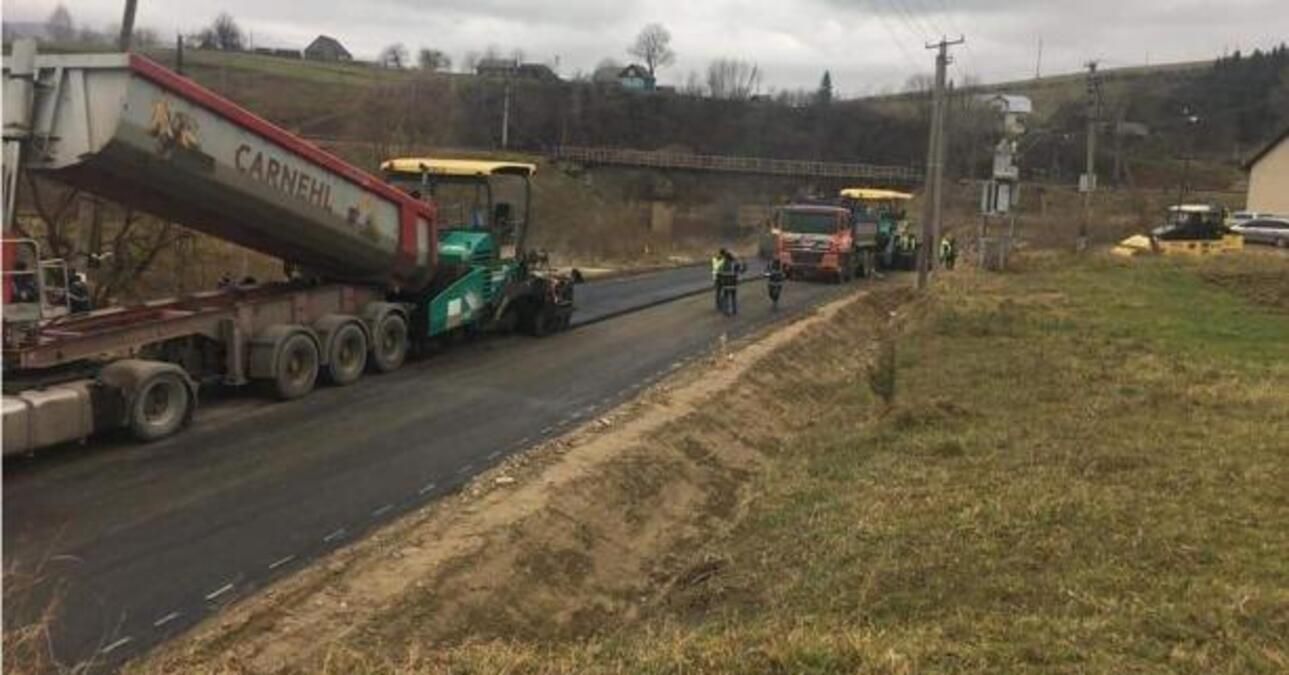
[278,252,1289,674]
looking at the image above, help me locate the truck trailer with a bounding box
[2,42,574,455]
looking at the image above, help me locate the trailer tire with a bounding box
[370,313,409,373]
[325,322,368,386]
[129,371,192,442]
[274,333,320,400]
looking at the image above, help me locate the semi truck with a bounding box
[839,188,917,270]
[1,42,574,455]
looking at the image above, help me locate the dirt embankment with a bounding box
[134,285,907,674]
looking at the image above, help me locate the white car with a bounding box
[1232,217,1289,247]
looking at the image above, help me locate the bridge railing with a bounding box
[554,146,922,183]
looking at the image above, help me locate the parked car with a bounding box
[1232,217,1289,247]
[1225,211,1266,228]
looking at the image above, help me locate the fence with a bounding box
[554,146,922,184]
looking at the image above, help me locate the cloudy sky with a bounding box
[5,0,1288,94]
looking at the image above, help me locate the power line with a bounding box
[864,0,924,71]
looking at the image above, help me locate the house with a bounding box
[475,58,561,82]
[304,35,351,62]
[617,64,655,91]
[1245,124,1289,215]
[476,57,518,77]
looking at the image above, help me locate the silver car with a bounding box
[1233,217,1289,247]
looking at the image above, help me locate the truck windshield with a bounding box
[782,211,840,235]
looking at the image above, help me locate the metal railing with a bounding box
[554,146,922,183]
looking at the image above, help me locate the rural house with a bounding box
[304,35,351,62]
[617,64,655,91]
[1246,124,1289,215]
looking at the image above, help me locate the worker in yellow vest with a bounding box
[712,248,727,311]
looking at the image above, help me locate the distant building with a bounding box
[476,57,518,77]
[1246,124,1289,215]
[475,58,561,82]
[304,35,351,62]
[617,64,656,91]
[254,47,302,59]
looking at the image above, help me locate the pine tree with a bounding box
[816,70,833,106]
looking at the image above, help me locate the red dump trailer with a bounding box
[2,42,449,454]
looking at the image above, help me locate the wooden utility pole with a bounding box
[1078,60,1100,251]
[118,0,138,51]
[916,35,964,290]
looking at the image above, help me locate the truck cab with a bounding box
[774,203,877,282]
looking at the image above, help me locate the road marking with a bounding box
[323,528,346,543]
[418,482,437,495]
[268,554,296,570]
[540,426,553,435]
[486,450,502,461]
[456,463,474,475]
[101,636,133,654]
[371,504,393,518]
[205,583,234,601]
[153,611,182,628]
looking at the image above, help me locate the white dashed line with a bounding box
[540,426,554,435]
[486,450,502,461]
[101,636,133,654]
[268,554,296,570]
[418,482,437,495]
[204,583,233,601]
[371,504,393,518]
[456,463,474,475]
[153,611,182,628]
[323,528,346,543]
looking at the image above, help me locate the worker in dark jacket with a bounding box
[68,272,92,313]
[939,235,958,270]
[764,258,785,310]
[717,250,743,316]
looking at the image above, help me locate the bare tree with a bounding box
[380,43,409,69]
[201,13,243,51]
[46,4,76,43]
[903,73,934,95]
[706,58,760,100]
[417,48,451,72]
[592,58,623,84]
[628,23,675,77]
[462,51,481,73]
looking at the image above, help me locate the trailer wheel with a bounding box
[129,372,192,442]
[274,333,320,400]
[370,313,409,373]
[326,322,368,386]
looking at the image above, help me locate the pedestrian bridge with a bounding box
[553,146,922,185]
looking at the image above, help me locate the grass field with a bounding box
[261,251,1289,675]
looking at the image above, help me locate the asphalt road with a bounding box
[3,264,860,670]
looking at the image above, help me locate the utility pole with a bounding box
[118,0,138,52]
[501,76,513,149]
[176,33,185,75]
[916,35,964,290]
[1078,60,1100,252]
[1035,36,1043,79]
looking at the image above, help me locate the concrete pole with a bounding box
[118,0,139,52]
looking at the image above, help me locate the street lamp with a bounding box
[1175,106,1201,208]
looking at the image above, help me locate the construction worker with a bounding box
[939,236,958,270]
[764,257,785,310]
[712,248,727,312]
[68,272,92,313]
[717,250,743,316]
